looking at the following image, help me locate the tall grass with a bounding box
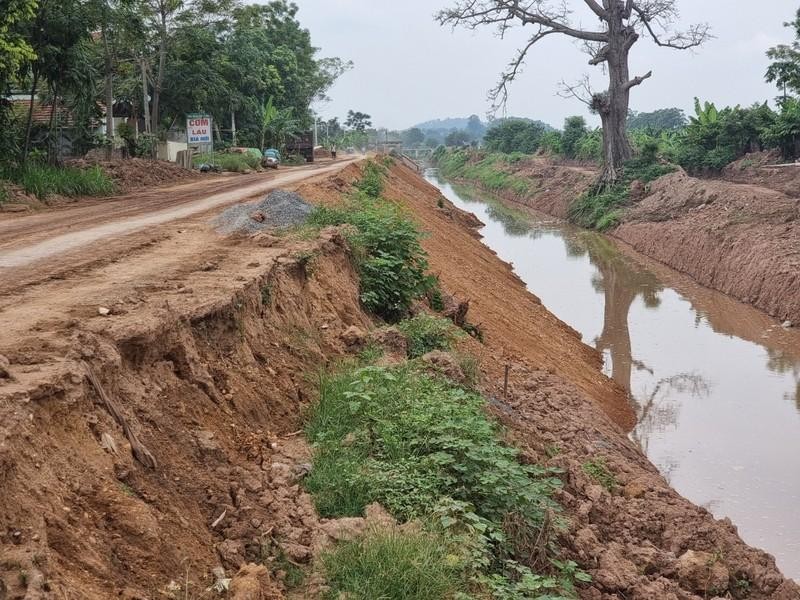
[436,150,532,196]
[0,164,116,199]
[193,151,261,173]
[322,530,468,600]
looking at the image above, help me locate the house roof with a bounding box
[10,98,73,126]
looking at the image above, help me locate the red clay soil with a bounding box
[615,170,800,325]
[68,157,201,193]
[0,160,796,599]
[457,155,800,326]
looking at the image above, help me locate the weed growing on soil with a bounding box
[0,183,7,204]
[306,363,582,598]
[0,163,116,199]
[568,157,676,231]
[354,160,386,198]
[436,151,531,196]
[308,170,434,321]
[193,151,260,173]
[455,353,481,389]
[322,529,467,600]
[397,314,464,358]
[581,459,617,492]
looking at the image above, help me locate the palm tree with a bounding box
[259,96,299,150]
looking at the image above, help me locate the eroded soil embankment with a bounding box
[446,157,800,325]
[0,161,796,599]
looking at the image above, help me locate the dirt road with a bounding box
[0,160,354,272]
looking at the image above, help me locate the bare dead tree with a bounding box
[437,0,711,184]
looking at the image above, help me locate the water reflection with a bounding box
[427,170,800,578]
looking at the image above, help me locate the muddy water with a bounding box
[426,171,800,579]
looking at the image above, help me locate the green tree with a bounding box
[345,110,372,132]
[562,116,588,159]
[766,9,800,100]
[438,1,710,184]
[444,129,470,147]
[627,108,687,132]
[483,118,546,153]
[0,0,37,89]
[402,127,425,147]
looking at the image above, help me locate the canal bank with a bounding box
[427,170,800,581]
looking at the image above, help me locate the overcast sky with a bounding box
[284,1,798,130]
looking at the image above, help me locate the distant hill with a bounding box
[414,117,486,132]
[413,116,555,133]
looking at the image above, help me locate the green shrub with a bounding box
[193,151,260,172]
[568,155,676,231]
[0,163,116,199]
[305,365,561,523]
[305,364,578,598]
[322,530,468,600]
[308,177,433,322]
[397,314,463,358]
[355,160,386,198]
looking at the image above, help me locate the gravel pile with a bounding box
[214,189,314,234]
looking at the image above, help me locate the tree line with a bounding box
[0,0,349,165]
[440,7,800,176]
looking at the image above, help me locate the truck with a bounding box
[285,131,314,163]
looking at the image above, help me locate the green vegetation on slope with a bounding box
[0,163,116,199]
[568,145,676,231]
[396,313,464,358]
[307,160,434,322]
[434,149,533,195]
[192,151,262,173]
[306,362,587,599]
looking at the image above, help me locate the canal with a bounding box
[427,170,800,578]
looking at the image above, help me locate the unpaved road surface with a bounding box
[0,160,353,273]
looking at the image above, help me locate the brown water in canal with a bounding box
[428,172,800,579]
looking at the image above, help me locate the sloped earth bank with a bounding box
[445,156,800,325]
[0,161,795,599]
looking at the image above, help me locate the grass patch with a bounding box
[436,150,532,196]
[307,163,434,322]
[322,529,467,600]
[581,459,616,492]
[568,158,676,231]
[0,182,8,204]
[0,163,116,199]
[397,314,463,358]
[305,363,583,598]
[193,151,261,173]
[354,160,386,198]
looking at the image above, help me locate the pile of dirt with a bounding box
[68,157,200,193]
[721,150,800,198]
[214,189,314,234]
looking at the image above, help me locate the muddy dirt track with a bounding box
[0,159,797,599]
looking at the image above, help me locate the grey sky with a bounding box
[287,1,797,130]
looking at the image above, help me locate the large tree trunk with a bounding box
[597,7,634,185]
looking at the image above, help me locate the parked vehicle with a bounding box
[262,148,281,169]
[285,131,314,163]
